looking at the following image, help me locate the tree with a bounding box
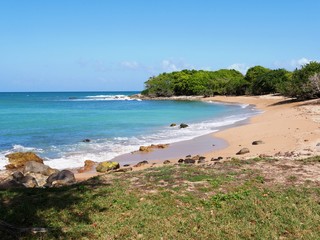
[279,62,320,99]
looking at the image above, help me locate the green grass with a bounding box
[1,158,320,239]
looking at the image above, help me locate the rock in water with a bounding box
[180,123,189,128]
[236,148,250,155]
[96,161,120,173]
[5,152,43,170]
[252,140,265,145]
[82,139,91,143]
[23,161,58,176]
[170,123,176,127]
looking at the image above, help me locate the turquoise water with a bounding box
[0,92,259,169]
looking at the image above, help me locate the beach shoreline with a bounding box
[76,94,320,180]
[1,94,319,182]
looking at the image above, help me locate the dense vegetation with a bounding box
[1,156,320,239]
[142,62,320,100]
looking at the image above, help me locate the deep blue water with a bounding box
[0,91,258,169]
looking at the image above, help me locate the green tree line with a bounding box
[142,61,320,100]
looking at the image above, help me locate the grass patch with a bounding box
[1,159,320,239]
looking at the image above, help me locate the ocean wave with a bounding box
[66,95,142,101]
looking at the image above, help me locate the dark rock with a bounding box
[82,139,91,143]
[134,160,149,167]
[197,159,206,164]
[184,159,196,164]
[199,156,206,161]
[123,164,131,167]
[252,140,265,145]
[45,170,76,187]
[163,160,171,164]
[23,161,58,176]
[0,179,25,189]
[180,123,189,128]
[12,171,24,181]
[236,148,250,155]
[96,161,120,173]
[178,159,184,163]
[5,152,43,170]
[316,143,320,147]
[186,155,191,158]
[211,156,223,162]
[170,123,176,127]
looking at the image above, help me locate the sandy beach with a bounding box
[203,95,320,160]
[75,95,320,180]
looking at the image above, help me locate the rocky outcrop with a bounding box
[170,123,176,127]
[23,161,58,176]
[82,139,91,143]
[236,148,250,155]
[96,161,120,173]
[163,160,171,164]
[78,160,96,173]
[180,123,189,128]
[5,152,43,170]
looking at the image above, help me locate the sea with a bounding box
[0,91,260,170]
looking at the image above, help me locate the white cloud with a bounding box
[161,59,194,72]
[162,60,179,72]
[227,63,250,74]
[290,57,310,69]
[120,61,140,70]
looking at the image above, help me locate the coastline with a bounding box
[1,94,319,182]
[77,94,320,180]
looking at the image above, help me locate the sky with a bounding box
[0,0,319,92]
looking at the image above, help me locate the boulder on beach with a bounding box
[252,140,265,145]
[5,152,43,170]
[78,160,96,173]
[0,171,38,189]
[236,148,250,155]
[113,167,133,173]
[23,161,58,176]
[170,123,176,127]
[96,161,120,173]
[45,170,76,187]
[134,160,149,167]
[180,123,189,128]
[138,144,169,153]
[184,159,196,164]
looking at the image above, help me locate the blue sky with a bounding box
[0,0,319,91]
